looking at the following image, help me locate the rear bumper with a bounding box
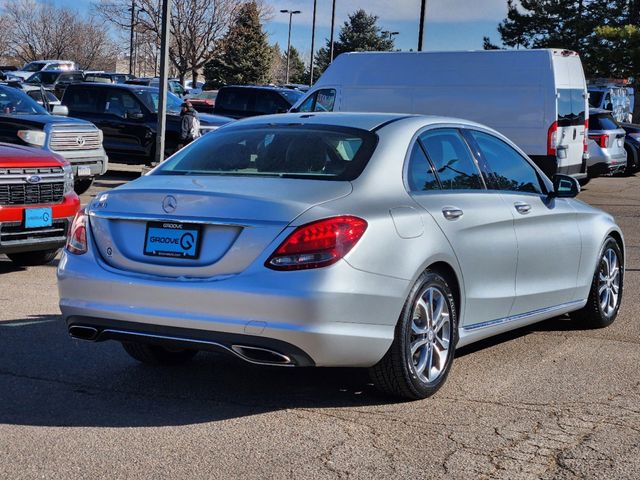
[0,193,79,254]
[57,248,408,368]
[587,149,627,176]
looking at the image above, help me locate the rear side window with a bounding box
[62,87,100,112]
[216,89,253,112]
[419,129,484,190]
[590,113,619,131]
[557,89,586,126]
[469,130,543,194]
[153,125,377,181]
[407,142,439,191]
[254,92,290,114]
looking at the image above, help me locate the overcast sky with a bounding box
[48,0,509,58]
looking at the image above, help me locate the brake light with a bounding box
[547,121,558,155]
[589,133,609,149]
[584,119,589,153]
[266,216,367,270]
[66,210,87,255]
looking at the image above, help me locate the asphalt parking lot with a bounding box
[1,166,639,479]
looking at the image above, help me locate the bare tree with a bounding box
[1,0,118,69]
[94,0,255,84]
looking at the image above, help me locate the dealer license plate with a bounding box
[25,207,52,229]
[144,221,201,259]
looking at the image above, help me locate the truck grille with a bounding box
[50,129,102,151]
[0,183,65,206]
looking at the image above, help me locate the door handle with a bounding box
[514,202,531,215]
[442,207,463,220]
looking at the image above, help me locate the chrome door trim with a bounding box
[88,210,285,228]
[462,300,585,332]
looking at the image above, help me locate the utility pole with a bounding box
[281,9,301,84]
[418,0,427,51]
[129,0,136,74]
[309,0,317,86]
[329,0,337,62]
[155,0,172,164]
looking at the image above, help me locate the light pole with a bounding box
[329,0,337,62]
[132,7,147,77]
[309,0,317,86]
[129,0,136,74]
[382,30,399,41]
[280,9,301,84]
[418,0,427,51]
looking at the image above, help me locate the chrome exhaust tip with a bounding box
[231,345,293,365]
[68,325,99,341]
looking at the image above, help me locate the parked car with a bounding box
[0,84,108,194]
[9,60,76,81]
[214,85,304,119]
[1,81,64,114]
[85,72,134,84]
[61,83,232,165]
[292,49,590,182]
[58,113,624,400]
[186,90,218,113]
[0,66,18,81]
[620,123,640,174]
[24,70,85,100]
[0,143,80,266]
[184,80,204,95]
[586,108,627,179]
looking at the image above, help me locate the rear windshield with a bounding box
[590,113,619,131]
[153,125,378,180]
[557,89,586,127]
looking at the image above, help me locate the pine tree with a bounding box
[314,9,395,77]
[203,1,271,88]
[283,46,307,84]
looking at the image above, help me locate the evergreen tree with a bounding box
[203,1,271,88]
[283,46,307,84]
[314,9,395,76]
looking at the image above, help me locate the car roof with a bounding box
[220,85,298,94]
[69,82,157,92]
[227,112,488,132]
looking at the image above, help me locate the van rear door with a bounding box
[555,88,587,176]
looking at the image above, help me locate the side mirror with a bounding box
[126,111,145,120]
[51,105,69,116]
[551,174,580,198]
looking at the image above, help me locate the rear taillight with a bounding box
[589,133,609,149]
[547,121,558,155]
[266,216,367,270]
[584,119,589,153]
[66,210,87,255]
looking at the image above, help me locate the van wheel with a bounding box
[369,271,457,400]
[121,341,198,365]
[74,177,94,195]
[7,249,59,266]
[571,237,623,328]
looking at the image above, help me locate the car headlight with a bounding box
[63,164,74,195]
[17,129,46,147]
[97,128,104,143]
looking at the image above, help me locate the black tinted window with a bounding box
[254,92,289,114]
[104,91,142,118]
[407,142,439,191]
[590,113,619,131]
[470,131,543,194]
[154,125,377,181]
[558,89,586,126]
[62,87,99,113]
[419,129,483,190]
[216,89,252,112]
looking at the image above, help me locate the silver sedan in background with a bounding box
[58,113,625,400]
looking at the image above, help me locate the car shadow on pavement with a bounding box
[0,315,392,429]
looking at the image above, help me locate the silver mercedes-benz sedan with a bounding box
[58,113,625,399]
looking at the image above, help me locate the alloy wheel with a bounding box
[598,248,621,317]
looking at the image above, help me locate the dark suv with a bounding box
[213,86,303,119]
[24,70,85,100]
[62,83,232,165]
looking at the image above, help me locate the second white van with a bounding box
[292,49,589,180]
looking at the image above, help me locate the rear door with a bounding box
[465,128,582,314]
[407,128,518,327]
[556,88,587,176]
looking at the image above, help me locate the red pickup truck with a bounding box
[0,143,80,266]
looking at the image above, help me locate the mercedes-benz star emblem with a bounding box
[76,136,85,146]
[162,195,177,213]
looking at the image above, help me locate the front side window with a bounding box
[297,89,336,113]
[153,125,377,181]
[469,130,543,194]
[407,142,439,191]
[133,89,182,114]
[419,129,484,190]
[104,91,142,118]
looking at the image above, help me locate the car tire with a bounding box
[7,248,59,266]
[74,177,94,195]
[624,145,637,176]
[571,237,623,328]
[369,270,458,400]
[578,177,590,187]
[121,341,198,365]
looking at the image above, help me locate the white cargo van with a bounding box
[292,49,589,180]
